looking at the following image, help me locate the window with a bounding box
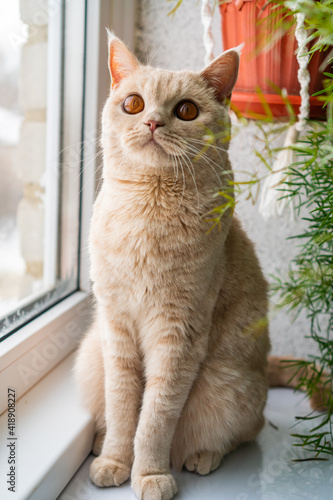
[0,0,88,342]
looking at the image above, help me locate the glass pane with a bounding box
[0,1,26,318]
[0,0,86,340]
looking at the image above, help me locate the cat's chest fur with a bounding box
[89,176,226,317]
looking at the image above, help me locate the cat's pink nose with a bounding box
[144,120,164,133]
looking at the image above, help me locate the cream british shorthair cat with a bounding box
[75,32,277,500]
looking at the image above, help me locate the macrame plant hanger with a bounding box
[201,0,215,66]
[200,0,311,220]
[259,5,311,220]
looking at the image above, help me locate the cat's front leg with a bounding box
[89,309,142,488]
[131,332,202,500]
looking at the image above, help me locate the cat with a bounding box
[75,32,288,500]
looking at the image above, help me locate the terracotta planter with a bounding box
[220,0,326,119]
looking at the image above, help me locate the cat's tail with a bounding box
[267,355,331,412]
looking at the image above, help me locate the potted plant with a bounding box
[219,0,327,118]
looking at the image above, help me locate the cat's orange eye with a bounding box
[123,94,145,114]
[175,101,198,121]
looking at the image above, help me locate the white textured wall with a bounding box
[134,0,316,358]
[135,0,222,71]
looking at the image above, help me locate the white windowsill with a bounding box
[57,388,333,500]
[0,352,94,500]
[0,292,92,416]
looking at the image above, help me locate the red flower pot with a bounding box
[219,0,326,119]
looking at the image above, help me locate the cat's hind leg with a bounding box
[184,450,222,475]
[74,323,106,454]
[92,430,106,456]
[171,359,268,474]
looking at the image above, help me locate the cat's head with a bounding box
[102,32,240,173]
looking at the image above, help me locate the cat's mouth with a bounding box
[135,132,182,158]
[144,137,165,152]
[142,135,182,157]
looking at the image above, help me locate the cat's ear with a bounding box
[107,30,140,89]
[200,45,243,103]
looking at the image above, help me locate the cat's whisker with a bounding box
[105,146,122,158]
[76,161,104,200]
[162,132,224,206]
[182,154,200,216]
[168,152,176,188]
[179,139,232,178]
[182,136,230,154]
[95,167,104,194]
[180,141,230,189]
[182,136,243,162]
[121,130,148,149]
[180,137,228,160]
[58,147,103,167]
[161,132,190,152]
[182,142,253,181]
[169,152,179,191]
[172,144,200,216]
[77,148,122,199]
[61,149,104,191]
[177,138,220,166]
[57,136,100,160]
[55,141,103,195]
[184,136,245,164]
[169,148,186,215]
[124,129,143,138]
[178,156,186,214]
[161,132,228,173]
[123,129,146,140]
[174,154,180,187]
[183,143,224,190]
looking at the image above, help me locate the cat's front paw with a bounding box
[89,456,131,487]
[132,473,177,500]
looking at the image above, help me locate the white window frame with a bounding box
[0,1,136,498]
